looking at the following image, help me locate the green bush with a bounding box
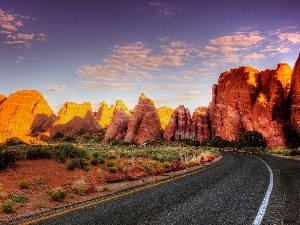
[50,188,67,201]
[19,180,30,189]
[201,136,232,148]
[108,167,117,174]
[0,149,18,170]
[67,158,89,170]
[90,158,99,166]
[235,131,266,149]
[26,147,51,160]
[12,194,28,203]
[106,160,115,167]
[1,201,15,213]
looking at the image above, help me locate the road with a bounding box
[24,151,300,225]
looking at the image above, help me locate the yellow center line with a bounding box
[21,155,226,225]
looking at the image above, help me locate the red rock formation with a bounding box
[171,160,186,171]
[289,54,300,134]
[123,165,146,180]
[0,90,55,143]
[104,100,130,141]
[163,105,192,140]
[124,93,162,144]
[207,62,293,147]
[96,101,115,128]
[134,110,162,145]
[191,107,211,142]
[49,102,100,137]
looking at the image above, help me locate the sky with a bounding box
[1,0,300,114]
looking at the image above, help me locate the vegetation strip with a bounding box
[20,154,226,225]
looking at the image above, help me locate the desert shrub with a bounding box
[98,157,106,164]
[73,179,86,195]
[12,194,28,203]
[92,152,99,159]
[102,186,109,191]
[19,180,30,189]
[4,138,19,146]
[106,160,115,167]
[201,136,232,148]
[240,146,265,153]
[91,158,99,166]
[1,201,15,213]
[284,149,299,156]
[83,165,90,172]
[0,149,18,170]
[67,158,89,170]
[235,131,266,149]
[108,167,117,174]
[63,136,76,142]
[183,139,200,147]
[26,147,51,160]
[163,161,171,169]
[50,188,67,201]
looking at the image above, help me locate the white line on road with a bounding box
[252,156,274,225]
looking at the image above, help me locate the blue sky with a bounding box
[1,0,300,114]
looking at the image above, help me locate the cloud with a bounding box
[149,1,181,17]
[78,81,135,91]
[243,52,266,62]
[0,8,46,48]
[77,41,192,82]
[209,31,265,47]
[278,32,300,44]
[46,85,67,92]
[141,83,202,90]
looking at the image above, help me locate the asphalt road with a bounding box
[26,151,300,225]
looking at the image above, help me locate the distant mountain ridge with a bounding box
[0,54,299,147]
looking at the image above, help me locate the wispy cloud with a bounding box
[149,1,181,17]
[77,41,192,81]
[46,85,67,92]
[0,8,46,48]
[77,81,135,91]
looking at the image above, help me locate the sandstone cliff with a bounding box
[191,107,211,142]
[49,102,101,137]
[97,101,115,128]
[163,105,193,141]
[157,106,174,130]
[208,62,293,147]
[289,54,300,134]
[104,100,130,141]
[124,93,162,144]
[0,90,55,144]
[0,94,6,105]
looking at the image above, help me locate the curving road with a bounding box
[24,151,300,225]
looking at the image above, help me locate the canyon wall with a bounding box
[0,54,299,147]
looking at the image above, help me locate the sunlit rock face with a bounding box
[157,106,174,130]
[124,93,162,144]
[104,100,130,141]
[49,102,100,137]
[0,94,6,105]
[163,105,193,141]
[0,90,55,143]
[97,101,115,128]
[289,54,300,134]
[208,63,292,147]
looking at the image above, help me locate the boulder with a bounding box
[123,165,146,180]
[171,160,186,171]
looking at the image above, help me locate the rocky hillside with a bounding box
[0,54,299,147]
